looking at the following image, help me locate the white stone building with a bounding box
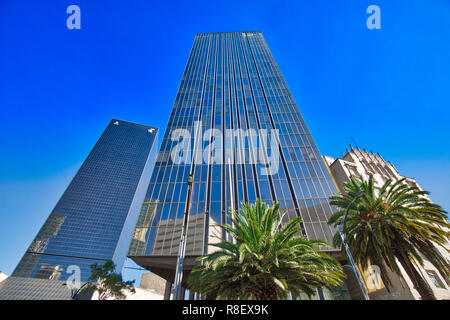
[323,146,450,300]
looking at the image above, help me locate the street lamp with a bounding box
[336,190,370,300]
[172,173,194,300]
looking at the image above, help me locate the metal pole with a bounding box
[339,190,370,300]
[172,174,193,300]
[337,225,370,300]
[228,158,237,244]
[228,158,234,213]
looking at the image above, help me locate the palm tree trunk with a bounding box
[254,285,279,300]
[393,249,436,300]
[377,262,393,292]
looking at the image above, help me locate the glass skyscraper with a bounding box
[128,31,340,290]
[0,119,158,299]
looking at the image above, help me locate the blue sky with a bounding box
[1,0,449,279]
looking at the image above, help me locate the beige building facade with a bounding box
[323,146,450,300]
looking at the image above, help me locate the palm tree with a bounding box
[188,199,345,300]
[78,260,136,300]
[328,175,450,300]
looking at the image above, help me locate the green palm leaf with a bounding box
[328,174,450,300]
[188,199,345,300]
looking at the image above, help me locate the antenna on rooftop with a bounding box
[350,137,360,150]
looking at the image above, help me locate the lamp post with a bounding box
[172,173,194,300]
[336,190,370,300]
[227,158,237,244]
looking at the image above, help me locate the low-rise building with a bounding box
[91,272,165,300]
[324,146,450,300]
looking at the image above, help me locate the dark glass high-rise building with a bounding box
[0,119,158,299]
[128,31,340,291]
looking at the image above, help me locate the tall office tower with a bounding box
[0,119,158,300]
[128,31,341,296]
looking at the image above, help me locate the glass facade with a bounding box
[11,119,158,283]
[128,31,339,263]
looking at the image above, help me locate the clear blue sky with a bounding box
[1,0,449,279]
